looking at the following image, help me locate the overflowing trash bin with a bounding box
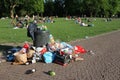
[33,28,50,47]
[27,22,50,47]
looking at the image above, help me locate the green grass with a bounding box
[0,18,120,44]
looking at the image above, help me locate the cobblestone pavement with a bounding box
[0,30,120,80]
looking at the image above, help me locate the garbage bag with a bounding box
[43,52,55,63]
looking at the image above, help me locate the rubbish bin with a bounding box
[33,28,50,47]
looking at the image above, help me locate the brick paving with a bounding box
[0,30,120,80]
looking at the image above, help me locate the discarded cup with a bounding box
[32,69,36,73]
[87,50,95,55]
[25,62,29,65]
[25,69,36,74]
[32,59,36,64]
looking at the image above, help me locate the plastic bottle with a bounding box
[44,26,48,31]
[49,34,55,44]
[41,25,48,31]
[87,50,95,55]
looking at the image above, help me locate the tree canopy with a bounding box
[0,0,120,17]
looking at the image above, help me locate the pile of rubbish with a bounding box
[3,25,94,66]
[5,41,88,66]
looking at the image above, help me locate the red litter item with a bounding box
[23,43,30,49]
[74,46,87,54]
[36,47,47,54]
[59,50,65,55]
[40,48,47,54]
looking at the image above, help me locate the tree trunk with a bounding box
[10,4,16,26]
[90,12,93,17]
[40,13,43,17]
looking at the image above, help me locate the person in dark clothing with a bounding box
[27,20,37,41]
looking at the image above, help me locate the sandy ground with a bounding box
[0,30,120,80]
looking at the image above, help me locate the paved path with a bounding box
[0,30,120,80]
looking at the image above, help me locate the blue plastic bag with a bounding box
[7,54,15,62]
[43,52,55,63]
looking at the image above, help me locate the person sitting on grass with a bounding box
[13,20,24,29]
[80,21,88,26]
[75,17,82,24]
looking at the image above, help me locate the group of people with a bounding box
[13,15,55,29]
[39,17,55,23]
[75,17,94,27]
[13,15,30,29]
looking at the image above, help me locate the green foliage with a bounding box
[64,0,81,15]
[64,0,120,17]
[0,0,120,17]
[33,0,44,14]
[0,18,120,44]
[44,0,55,16]
[54,0,65,16]
[19,1,35,15]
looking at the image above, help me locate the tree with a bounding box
[3,0,24,18]
[98,0,120,17]
[18,0,44,16]
[44,0,55,16]
[18,1,35,16]
[54,0,65,17]
[1,0,45,17]
[82,0,102,17]
[108,0,119,17]
[64,0,77,15]
[117,0,120,17]
[1,0,120,17]
[33,0,44,16]
[0,0,8,17]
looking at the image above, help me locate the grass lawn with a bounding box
[0,18,120,44]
